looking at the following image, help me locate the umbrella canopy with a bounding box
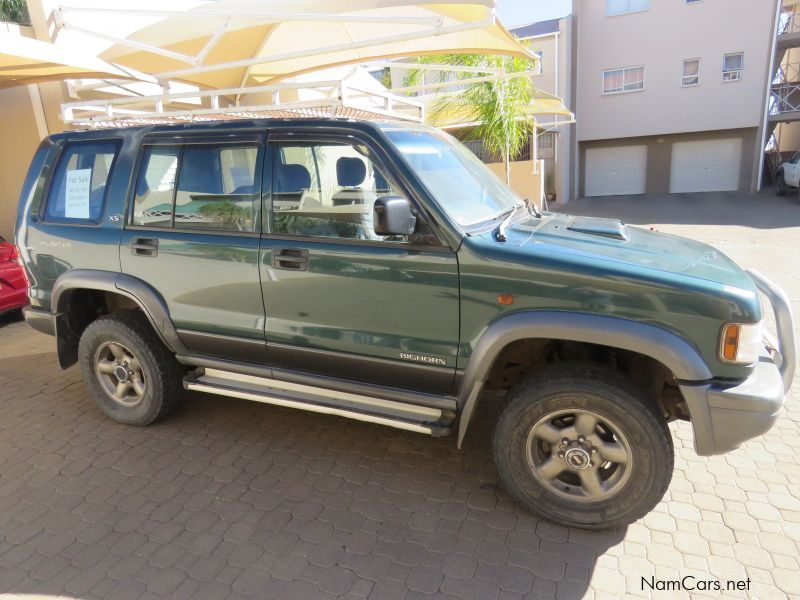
[0,32,129,88]
[428,89,575,129]
[83,1,533,89]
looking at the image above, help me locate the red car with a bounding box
[0,235,28,316]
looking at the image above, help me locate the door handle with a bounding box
[131,237,159,257]
[272,248,308,271]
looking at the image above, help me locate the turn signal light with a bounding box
[721,324,740,362]
[497,294,514,305]
[720,322,763,364]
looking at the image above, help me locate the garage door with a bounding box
[585,145,647,197]
[669,138,742,193]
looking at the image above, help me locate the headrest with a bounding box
[275,163,311,193]
[336,157,366,187]
[178,147,222,194]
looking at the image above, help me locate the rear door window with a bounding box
[132,146,180,227]
[45,141,120,223]
[131,142,261,232]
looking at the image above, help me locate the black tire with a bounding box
[493,362,673,530]
[776,172,787,196]
[78,311,183,425]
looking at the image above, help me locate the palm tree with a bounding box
[405,54,539,186]
[0,0,30,25]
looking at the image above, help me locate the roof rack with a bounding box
[61,78,424,128]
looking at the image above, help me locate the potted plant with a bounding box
[544,169,556,204]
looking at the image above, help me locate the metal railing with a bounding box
[463,135,534,164]
[769,62,800,116]
[778,11,800,36]
[770,84,800,115]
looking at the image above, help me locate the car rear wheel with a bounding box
[493,362,673,529]
[78,311,183,425]
[776,173,787,196]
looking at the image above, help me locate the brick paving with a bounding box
[1,191,799,599]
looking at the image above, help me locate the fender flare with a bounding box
[456,311,713,447]
[51,269,187,366]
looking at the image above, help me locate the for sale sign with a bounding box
[65,169,92,219]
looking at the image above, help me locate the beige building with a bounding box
[570,0,781,199]
[0,24,58,241]
[510,18,573,204]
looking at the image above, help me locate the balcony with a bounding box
[777,11,800,51]
[769,63,800,123]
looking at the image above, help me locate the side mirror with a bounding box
[373,196,416,236]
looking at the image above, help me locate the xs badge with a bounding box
[400,352,447,367]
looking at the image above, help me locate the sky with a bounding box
[495,0,572,27]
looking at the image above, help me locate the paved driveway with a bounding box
[1,191,798,599]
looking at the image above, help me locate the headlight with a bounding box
[720,322,763,364]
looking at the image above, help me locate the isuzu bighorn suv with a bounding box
[16,119,795,529]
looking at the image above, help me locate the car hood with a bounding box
[472,212,755,291]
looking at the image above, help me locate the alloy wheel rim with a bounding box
[94,342,146,407]
[525,408,632,502]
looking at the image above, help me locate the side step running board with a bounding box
[184,368,454,436]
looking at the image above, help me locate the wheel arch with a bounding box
[456,311,713,447]
[51,269,187,368]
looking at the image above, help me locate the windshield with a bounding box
[382,127,523,228]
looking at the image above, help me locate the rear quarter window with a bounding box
[44,140,120,224]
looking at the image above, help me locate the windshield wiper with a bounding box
[494,205,520,242]
[526,200,542,218]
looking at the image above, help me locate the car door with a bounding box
[120,134,268,363]
[259,132,460,394]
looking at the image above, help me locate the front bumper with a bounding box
[681,270,795,456]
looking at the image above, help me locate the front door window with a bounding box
[271,140,413,242]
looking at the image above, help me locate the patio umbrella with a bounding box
[64,0,533,90]
[0,32,130,88]
[426,88,575,128]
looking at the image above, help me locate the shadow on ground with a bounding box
[551,190,800,228]
[0,340,624,600]
[0,309,23,329]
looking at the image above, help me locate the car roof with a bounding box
[49,118,432,143]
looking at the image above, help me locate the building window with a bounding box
[682,59,700,86]
[606,0,650,17]
[537,132,556,160]
[723,53,743,81]
[532,50,543,74]
[602,66,645,94]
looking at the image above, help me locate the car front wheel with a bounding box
[493,362,673,529]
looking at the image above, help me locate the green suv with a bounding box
[16,119,795,529]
